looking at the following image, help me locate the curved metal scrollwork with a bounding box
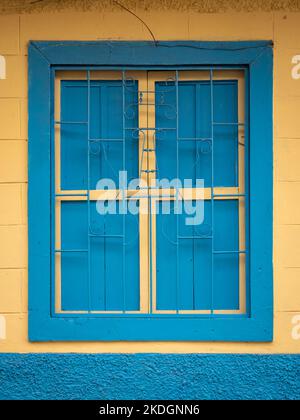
[123,76,138,94]
[89,140,101,155]
[194,223,212,239]
[124,103,137,120]
[198,139,212,155]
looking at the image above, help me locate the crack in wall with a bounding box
[1,0,300,14]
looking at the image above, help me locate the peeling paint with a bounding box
[1,0,300,14]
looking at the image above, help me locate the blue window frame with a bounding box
[29,41,273,342]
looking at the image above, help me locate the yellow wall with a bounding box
[0,5,300,353]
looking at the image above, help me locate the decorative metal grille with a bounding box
[52,68,249,317]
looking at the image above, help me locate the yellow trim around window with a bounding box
[54,70,246,315]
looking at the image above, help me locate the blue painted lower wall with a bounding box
[0,354,299,400]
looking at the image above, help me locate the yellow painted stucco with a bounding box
[0,2,300,353]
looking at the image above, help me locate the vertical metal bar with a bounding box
[122,70,126,313]
[210,69,215,316]
[175,70,180,314]
[148,72,153,314]
[98,80,107,312]
[193,83,201,311]
[87,70,92,313]
[101,83,108,311]
[149,193,153,314]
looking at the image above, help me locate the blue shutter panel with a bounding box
[60,81,140,312]
[155,80,240,311]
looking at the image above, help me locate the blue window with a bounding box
[29,42,273,341]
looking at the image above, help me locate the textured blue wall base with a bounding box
[0,354,299,400]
